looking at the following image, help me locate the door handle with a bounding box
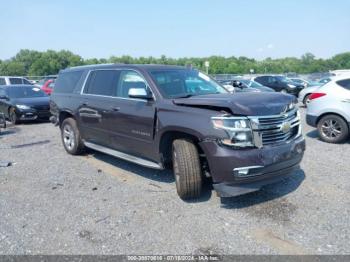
[81,102,88,106]
[112,107,120,112]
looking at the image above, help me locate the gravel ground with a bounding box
[0,107,349,255]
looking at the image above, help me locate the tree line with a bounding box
[0,49,349,76]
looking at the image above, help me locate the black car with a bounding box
[254,75,304,96]
[0,85,51,124]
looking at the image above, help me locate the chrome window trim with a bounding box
[80,68,156,102]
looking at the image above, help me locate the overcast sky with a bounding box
[0,0,349,60]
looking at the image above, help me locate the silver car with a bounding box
[306,74,350,143]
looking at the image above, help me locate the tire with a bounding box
[60,118,85,155]
[172,139,202,199]
[303,94,311,107]
[280,89,287,94]
[9,107,19,125]
[317,114,349,143]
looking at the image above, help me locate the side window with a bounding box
[9,78,23,85]
[117,70,148,98]
[0,78,6,85]
[257,76,267,84]
[84,70,120,96]
[22,78,32,85]
[55,70,83,93]
[337,79,350,90]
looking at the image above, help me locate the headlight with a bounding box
[16,104,31,110]
[287,84,296,88]
[211,117,254,147]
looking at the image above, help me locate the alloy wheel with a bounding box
[63,124,75,150]
[321,119,342,139]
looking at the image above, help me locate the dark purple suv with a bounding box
[50,64,305,200]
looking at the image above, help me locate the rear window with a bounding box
[83,70,120,96]
[54,70,83,93]
[337,79,350,90]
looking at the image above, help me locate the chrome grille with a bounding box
[249,109,301,147]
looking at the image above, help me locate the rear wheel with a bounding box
[9,107,19,125]
[61,118,85,155]
[317,114,349,143]
[172,139,202,200]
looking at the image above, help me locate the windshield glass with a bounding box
[241,80,263,88]
[8,86,47,98]
[150,69,228,98]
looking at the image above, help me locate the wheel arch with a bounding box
[316,112,350,128]
[158,129,202,167]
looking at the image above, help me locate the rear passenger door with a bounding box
[79,70,121,147]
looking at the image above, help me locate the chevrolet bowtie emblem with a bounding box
[280,122,291,133]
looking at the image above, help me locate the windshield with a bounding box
[240,80,263,88]
[8,86,47,98]
[150,69,228,98]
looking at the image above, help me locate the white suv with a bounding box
[306,74,350,143]
[0,76,32,86]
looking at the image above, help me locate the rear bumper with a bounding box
[306,114,318,127]
[199,136,305,197]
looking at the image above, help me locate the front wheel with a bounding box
[61,118,85,155]
[9,107,19,125]
[172,139,202,200]
[317,114,349,143]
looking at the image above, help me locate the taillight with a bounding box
[309,92,326,100]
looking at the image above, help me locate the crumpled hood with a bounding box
[173,93,297,116]
[12,97,50,107]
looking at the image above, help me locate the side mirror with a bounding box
[128,88,153,100]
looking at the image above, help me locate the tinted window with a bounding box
[55,70,83,93]
[0,78,6,85]
[23,78,32,85]
[255,76,267,83]
[337,79,350,90]
[9,78,23,84]
[84,70,120,96]
[8,86,47,98]
[118,71,148,98]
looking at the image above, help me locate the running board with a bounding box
[84,142,163,170]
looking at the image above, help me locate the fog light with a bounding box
[233,166,263,177]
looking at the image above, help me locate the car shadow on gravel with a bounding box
[220,169,305,209]
[91,151,175,183]
[306,130,319,139]
[89,151,214,203]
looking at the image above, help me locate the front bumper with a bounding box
[16,108,51,121]
[199,136,305,197]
